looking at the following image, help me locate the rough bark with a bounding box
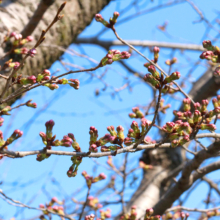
[125,66,220,218]
[0,0,110,103]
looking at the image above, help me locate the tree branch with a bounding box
[76,38,204,51]
[153,139,220,215]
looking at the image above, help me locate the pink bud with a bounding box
[26,36,34,42]
[153,46,160,53]
[28,48,37,57]
[95,14,103,22]
[99,173,106,180]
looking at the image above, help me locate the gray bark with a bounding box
[125,67,220,218]
[0,0,110,103]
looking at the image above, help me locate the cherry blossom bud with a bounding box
[99,173,106,180]
[51,197,58,203]
[0,117,4,127]
[120,51,131,59]
[26,100,37,108]
[7,129,23,144]
[145,208,154,216]
[164,71,181,84]
[46,84,59,90]
[144,73,160,89]
[131,121,140,133]
[171,139,180,148]
[201,99,209,113]
[26,36,34,42]
[194,102,201,110]
[99,133,115,145]
[193,110,202,123]
[124,137,133,146]
[200,123,216,131]
[45,120,55,139]
[43,69,51,75]
[13,62,20,70]
[117,125,124,141]
[95,14,110,27]
[28,48,37,57]
[212,98,219,108]
[60,135,73,147]
[153,46,160,63]
[183,98,191,112]
[179,135,190,145]
[148,65,160,79]
[39,132,47,143]
[89,144,98,152]
[0,106,11,115]
[202,40,213,50]
[57,78,69,85]
[164,122,175,133]
[69,79,80,90]
[129,113,136,118]
[9,32,16,38]
[110,11,120,24]
[27,75,36,84]
[200,51,215,60]
[39,204,45,209]
[107,126,117,137]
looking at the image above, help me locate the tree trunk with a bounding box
[125,66,220,218]
[0,0,110,103]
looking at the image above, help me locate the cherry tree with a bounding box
[1,1,220,220]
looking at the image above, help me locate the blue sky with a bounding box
[1,0,220,219]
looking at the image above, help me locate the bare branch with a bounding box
[76,38,204,51]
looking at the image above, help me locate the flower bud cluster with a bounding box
[88,196,103,210]
[95,11,119,28]
[39,197,64,218]
[5,67,80,92]
[0,106,11,115]
[82,171,106,188]
[26,100,37,108]
[144,208,161,220]
[37,120,82,176]
[143,51,180,90]
[200,40,220,75]
[165,57,178,66]
[37,120,58,161]
[88,125,125,153]
[124,118,151,146]
[0,117,4,127]
[206,210,220,218]
[129,107,144,119]
[6,129,23,145]
[0,129,23,154]
[100,49,131,66]
[99,208,111,219]
[163,98,217,147]
[67,156,82,177]
[1,59,21,72]
[3,31,33,48]
[200,40,220,63]
[3,32,36,58]
[162,211,189,220]
[144,136,156,144]
[120,206,137,220]
[161,83,176,94]
[85,214,95,220]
